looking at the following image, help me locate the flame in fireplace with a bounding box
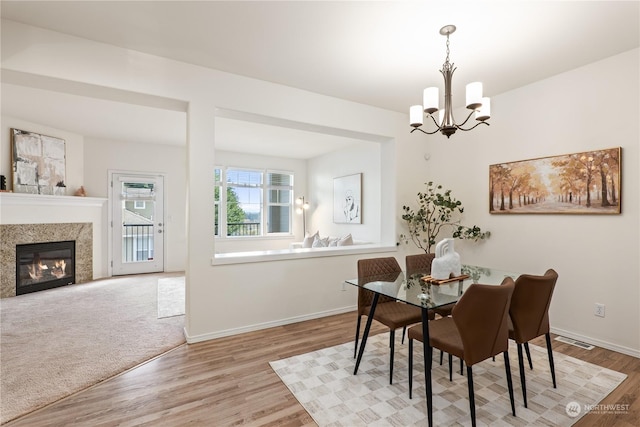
[52,260,67,279]
[27,257,67,280]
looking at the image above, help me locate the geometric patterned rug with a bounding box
[270,332,627,426]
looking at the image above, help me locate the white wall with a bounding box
[308,140,383,243]
[83,137,187,273]
[2,20,638,356]
[397,49,640,356]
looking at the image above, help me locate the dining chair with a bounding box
[355,256,422,384]
[408,277,516,427]
[405,253,454,367]
[508,268,559,408]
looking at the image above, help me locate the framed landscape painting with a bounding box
[11,128,66,195]
[489,147,621,214]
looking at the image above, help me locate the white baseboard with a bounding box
[551,326,640,358]
[185,305,357,344]
[183,312,640,359]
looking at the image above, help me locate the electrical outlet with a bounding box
[594,303,605,318]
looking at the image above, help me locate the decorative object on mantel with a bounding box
[295,196,310,234]
[400,181,490,253]
[55,180,66,196]
[74,186,87,197]
[11,128,66,195]
[490,147,621,214]
[409,25,490,139]
[333,173,362,224]
[430,238,462,280]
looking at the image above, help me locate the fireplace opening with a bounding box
[16,241,76,295]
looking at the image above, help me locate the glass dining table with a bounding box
[344,264,519,427]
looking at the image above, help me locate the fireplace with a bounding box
[16,241,76,295]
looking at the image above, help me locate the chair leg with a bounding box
[389,329,395,384]
[440,350,443,365]
[354,315,361,359]
[460,358,464,375]
[448,353,453,381]
[517,343,528,408]
[408,338,413,399]
[402,326,406,344]
[466,365,476,427]
[524,342,533,370]
[546,333,557,388]
[503,351,516,417]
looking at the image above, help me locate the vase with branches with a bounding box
[400,181,490,253]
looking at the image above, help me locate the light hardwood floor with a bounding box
[5,312,639,426]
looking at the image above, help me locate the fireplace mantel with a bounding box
[1,192,107,294]
[0,192,106,207]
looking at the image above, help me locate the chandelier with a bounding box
[410,25,490,138]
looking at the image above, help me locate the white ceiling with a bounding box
[1,1,638,157]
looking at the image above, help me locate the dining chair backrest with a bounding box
[509,269,559,343]
[405,253,435,277]
[357,257,402,313]
[452,277,515,366]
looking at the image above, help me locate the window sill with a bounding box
[211,243,397,265]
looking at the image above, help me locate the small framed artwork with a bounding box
[11,128,67,195]
[334,173,362,224]
[489,147,621,214]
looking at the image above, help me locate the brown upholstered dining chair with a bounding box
[405,253,454,319]
[408,277,517,427]
[355,256,422,384]
[405,253,455,367]
[509,268,559,408]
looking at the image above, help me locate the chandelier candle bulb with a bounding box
[410,105,424,127]
[475,97,491,121]
[423,87,439,114]
[465,82,483,110]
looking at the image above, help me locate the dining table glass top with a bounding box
[344,264,520,309]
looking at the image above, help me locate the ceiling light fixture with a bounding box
[409,25,490,139]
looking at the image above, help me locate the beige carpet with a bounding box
[157,276,185,318]
[0,273,186,424]
[270,332,627,426]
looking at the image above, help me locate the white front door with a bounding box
[111,173,165,275]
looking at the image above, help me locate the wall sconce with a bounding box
[296,196,310,234]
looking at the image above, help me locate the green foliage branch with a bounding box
[400,181,490,253]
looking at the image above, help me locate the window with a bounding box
[215,167,293,237]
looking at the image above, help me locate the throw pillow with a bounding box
[302,230,319,248]
[312,235,329,248]
[337,233,353,246]
[328,237,339,247]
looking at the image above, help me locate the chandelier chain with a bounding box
[443,34,452,71]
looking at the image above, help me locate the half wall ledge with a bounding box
[212,243,397,265]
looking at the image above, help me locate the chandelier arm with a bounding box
[454,109,476,128]
[455,121,490,132]
[427,114,441,128]
[411,126,441,135]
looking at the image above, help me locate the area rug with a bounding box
[157,276,185,318]
[270,333,626,426]
[0,273,186,424]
